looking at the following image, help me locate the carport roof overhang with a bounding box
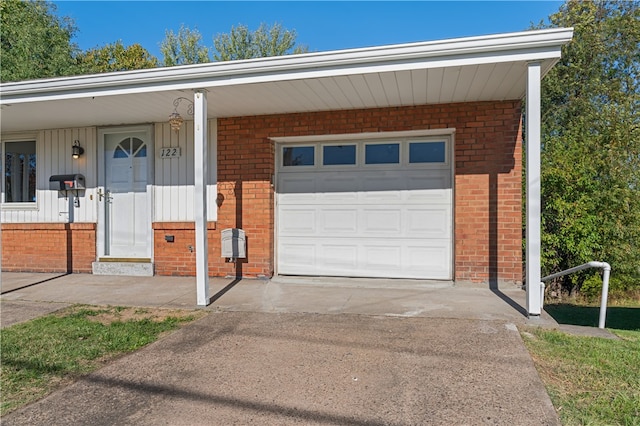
[0,28,573,133]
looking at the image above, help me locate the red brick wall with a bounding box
[452,103,523,284]
[1,223,96,273]
[153,222,226,277]
[3,101,522,284]
[188,100,523,283]
[154,118,276,278]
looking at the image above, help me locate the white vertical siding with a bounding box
[153,120,217,222]
[2,120,218,225]
[1,127,97,223]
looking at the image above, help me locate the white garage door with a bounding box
[276,137,453,280]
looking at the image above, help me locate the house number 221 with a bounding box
[158,147,181,158]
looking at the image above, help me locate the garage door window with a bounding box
[409,141,446,163]
[283,146,314,166]
[365,143,399,164]
[323,145,356,165]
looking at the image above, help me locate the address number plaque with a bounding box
[158,147,181,159]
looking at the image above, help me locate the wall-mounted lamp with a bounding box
[72,140,84,159]
[169,97,194,132]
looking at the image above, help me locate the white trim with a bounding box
[271,128,456,144]
[526,62,542,316]
[1,135,38,207]
[193,91,210,306]
[1,29,573,104]
[1,132,39,141]
[96,124,153,259]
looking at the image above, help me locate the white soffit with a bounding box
[0,28,573,132]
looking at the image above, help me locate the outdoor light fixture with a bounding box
[72,140,84,159]
[169,97,194,132]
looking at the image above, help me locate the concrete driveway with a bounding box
[1,273,559,425]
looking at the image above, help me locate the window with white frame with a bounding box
[4,140,37,203]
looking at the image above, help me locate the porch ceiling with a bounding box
[0,28,573,133]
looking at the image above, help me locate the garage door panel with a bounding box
[407,174,450,189]
[363,176,406,193]
[279,243,317,274]
[278,208,317,235]
[321,245,358,269]
[277,138,453,280]
[405,243,451,279]
[318,189,359,202]
[320,192,359,202]
[362,208,402,234]
[321,209,358,233]
[406,208,451,238]
[319,175,359,193]
[362,245,402,270]
[361,190,404,203]
[405,190,451,204]
[278,176,317,203]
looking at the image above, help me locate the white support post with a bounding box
[526,62,542,316]
[194,91,210,306]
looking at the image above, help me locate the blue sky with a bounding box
[53,1,564,59]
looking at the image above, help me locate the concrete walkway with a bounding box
[1,272,561,425]
[1,272,549,326]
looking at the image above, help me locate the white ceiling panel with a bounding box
[425,68,445,104]
[478,63,516,101]
[464,64,496,101]
[300,78,344,111]
[410,69,428,105]
[452,65,479,103]
[439,66,462,104]
[345,75,375,108]
[363,73,389,107]
[319,77,359,109]
[333,76,366,109]
[378,71,402,106]
[395,70,415,106]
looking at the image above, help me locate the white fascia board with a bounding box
[0,28,573,105]
[270,128,456,144]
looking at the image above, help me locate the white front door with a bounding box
[100,129,151,258]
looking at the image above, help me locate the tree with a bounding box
[160,25,210,66]
[537,0,640,296]
[213,23,308,61]
[0,0,78,81]
[76,41,159,74]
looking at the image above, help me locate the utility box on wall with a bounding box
[221,228,246,259]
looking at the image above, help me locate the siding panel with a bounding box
[1,127,97,224]
[153,120,217,223]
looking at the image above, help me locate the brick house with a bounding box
[0,28,573,315]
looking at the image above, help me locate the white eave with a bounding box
[0,28,573,132]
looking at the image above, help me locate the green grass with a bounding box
[522,303,640,425]
[0,306,204,415]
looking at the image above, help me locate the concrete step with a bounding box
[92,261,154,277]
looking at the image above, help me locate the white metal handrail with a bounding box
[541,261,611,329]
